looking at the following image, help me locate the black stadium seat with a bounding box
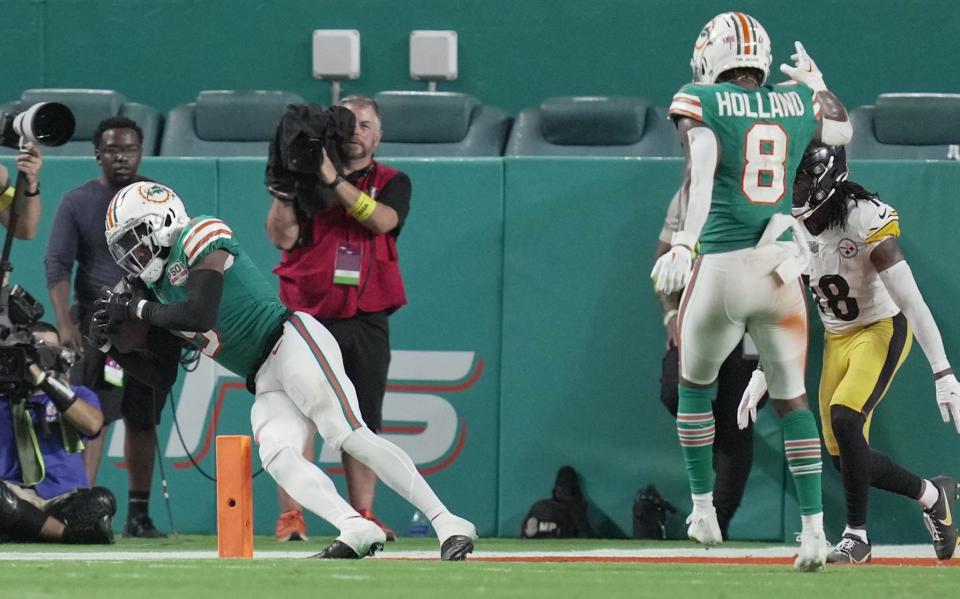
[374,91,513,157]
[846,93,960,160]
[159,90,304,157]
[505,96,681,157]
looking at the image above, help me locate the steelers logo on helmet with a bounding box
[104,182,190,284]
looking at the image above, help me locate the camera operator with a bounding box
[265,95,411,542]
[0,322,116,544]
[0,144,44,240]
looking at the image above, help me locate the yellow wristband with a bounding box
[0,183,14,213]
[349,192,377,222]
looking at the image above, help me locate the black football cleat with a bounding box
[922,475,959,560]
[123,513,167,539]
[440,535,475,561]
[311,540,360,559]
[826,534,872,564]
[310,539,384,559]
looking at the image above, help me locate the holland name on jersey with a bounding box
[715,90,806,118]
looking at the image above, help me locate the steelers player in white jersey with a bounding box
[651,12,852,571]
[738,144,960,564]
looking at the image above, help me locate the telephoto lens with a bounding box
[0,102,76,149]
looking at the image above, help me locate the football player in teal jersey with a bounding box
[649,12,852,572]
[96,181,477,560]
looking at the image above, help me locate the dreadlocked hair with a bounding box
[822,180,879,232]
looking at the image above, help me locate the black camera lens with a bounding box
[286,137,323,174]
[15,102,76,146]
[0,102,76,149]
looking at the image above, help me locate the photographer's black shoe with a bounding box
[49,487,117,526]
[922,475,959,560]
[123,513,167,539]
[62,515,115,545]
[51,487,118,545]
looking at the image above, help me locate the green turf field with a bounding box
[3,537,959,599]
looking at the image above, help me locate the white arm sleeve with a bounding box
[673,126,718,249]
[820,117,853,146]
[659,188,684,244]
[879,260,950,373]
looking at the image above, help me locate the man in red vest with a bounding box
[266,95,410,542]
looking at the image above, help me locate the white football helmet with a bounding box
[690,12,772,85]
[105,181,190,284]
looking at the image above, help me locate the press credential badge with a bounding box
[334,242,362,286]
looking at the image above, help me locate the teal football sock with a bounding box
[781,410,823,516]
[677,384,717,495]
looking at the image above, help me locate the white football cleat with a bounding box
[338,517,388,557]
[432,512,478,561]
[432,512,477,542]
[794,528,828,572]
[686,508,723,546]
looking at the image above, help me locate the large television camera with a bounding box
[0,280,78,400]
[265,104,355,216]
[0,284,70,385]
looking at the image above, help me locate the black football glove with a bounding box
[94,288,137,326]
[84,309,114,351]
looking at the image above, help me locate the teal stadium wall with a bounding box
[0,0,958,544]
[0,0,958,114]
[2,156,958,545]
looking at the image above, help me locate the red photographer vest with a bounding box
[274,162,407,318]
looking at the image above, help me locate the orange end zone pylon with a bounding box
[216,435,254,558]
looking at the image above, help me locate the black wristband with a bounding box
[40,374,78,413]
[24,183,40,197]
[324,175,344,189]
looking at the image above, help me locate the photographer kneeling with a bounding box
[0,322,116,544]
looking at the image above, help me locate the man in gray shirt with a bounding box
[44,117,169,538]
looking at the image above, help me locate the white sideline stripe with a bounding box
[0,545,937,561]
